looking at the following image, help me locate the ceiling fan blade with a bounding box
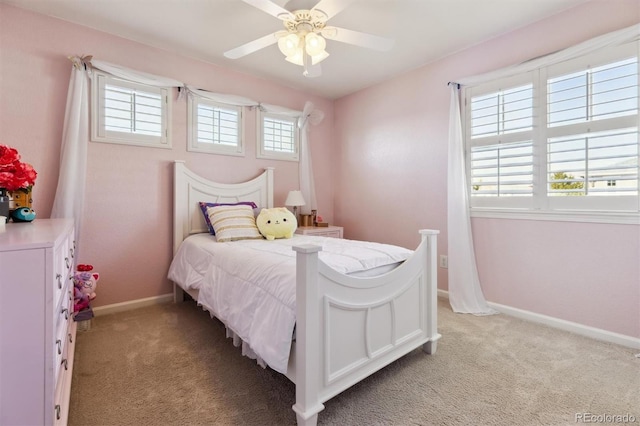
[322,26,394,52]
[241,0,294,20]
[224,33,280,59]
[311,0,357,20]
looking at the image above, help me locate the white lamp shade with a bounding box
[278,33,300,57]
[311,50,329,65]
[285,48,304,66]
[285,190,306,207]
[305,33,326,56]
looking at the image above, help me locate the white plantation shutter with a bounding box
[546,52,638,208]
[467,79,535,207]
[92,71,170,148]
[470,141,534,197]
[548,57,637,127]
[104,84,162,136]
[547,129,638,196]
[187,94,243,156]
[464,41,639,214]
[257,111,299,161]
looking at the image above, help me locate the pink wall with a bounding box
[1,1,638,339]
[334,0,640,338]
[0,4,335,306]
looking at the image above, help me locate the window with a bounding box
[187,94,243,156]
[465,42,639,217]
[257,111,299,161]
[91,71,171,148]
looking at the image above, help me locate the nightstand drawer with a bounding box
[295,225,343,239]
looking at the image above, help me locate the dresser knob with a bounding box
[56,339,62,355]
[55,405,61,420]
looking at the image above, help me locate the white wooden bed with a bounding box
[171,160,441,425]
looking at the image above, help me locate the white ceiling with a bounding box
[2,0,590,99]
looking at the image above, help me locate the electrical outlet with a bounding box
[439,255,448,269]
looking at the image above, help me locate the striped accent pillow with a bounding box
[207,205,263,242]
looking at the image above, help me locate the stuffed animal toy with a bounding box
[10,207,36,222]
[73,266,100,304]
[256,207,297,241]
[73,285,91,313]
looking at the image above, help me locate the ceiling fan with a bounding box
[224,0,395,78]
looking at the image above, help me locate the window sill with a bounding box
[470,208,640,225]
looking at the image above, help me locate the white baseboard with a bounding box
[437,289,640,350]
[92,293,174,317]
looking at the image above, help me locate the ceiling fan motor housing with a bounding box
[283,10,327,35]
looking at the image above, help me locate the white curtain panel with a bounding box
[297,101,324,214]
[186,86,257,107]
[447,85,496,315]
[51,59,90,251]
[92,59,184,88]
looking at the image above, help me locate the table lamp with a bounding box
[285,190,306,220]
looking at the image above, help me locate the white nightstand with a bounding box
[295,225,343,239]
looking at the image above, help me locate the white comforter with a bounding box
[167,233,412,374]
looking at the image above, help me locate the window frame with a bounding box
[91,71,171,149]
[256,110,300,162]
[187,93,244,157]
[463,42,639,224]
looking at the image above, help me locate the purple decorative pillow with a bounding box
[199,201,258,235]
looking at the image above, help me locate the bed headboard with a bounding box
[173,160,274,254]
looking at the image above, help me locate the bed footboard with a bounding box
[292,229,440,426]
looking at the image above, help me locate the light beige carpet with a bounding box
[69,299,640,426]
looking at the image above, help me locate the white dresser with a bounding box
[0,218,77,425]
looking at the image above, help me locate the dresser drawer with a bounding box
[54,320,76,426]
[312,230,341,237]
[54,318,69,382]
[295,225,344,238]
[53,235,74,310]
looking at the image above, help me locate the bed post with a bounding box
[292,244,324,426]
[173,161,188,303]
[420,229,441,354]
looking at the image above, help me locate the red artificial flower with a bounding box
[0,144,37,192]
[0,145,20,167]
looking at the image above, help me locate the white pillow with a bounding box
[206,205,263,242]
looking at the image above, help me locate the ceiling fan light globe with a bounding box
[311,50,329,65]
[278,33,300,57]
[305,33,326,56]
[285,48,304,66]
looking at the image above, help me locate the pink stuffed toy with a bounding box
[73,264,100,313]
[73,286,91,313]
